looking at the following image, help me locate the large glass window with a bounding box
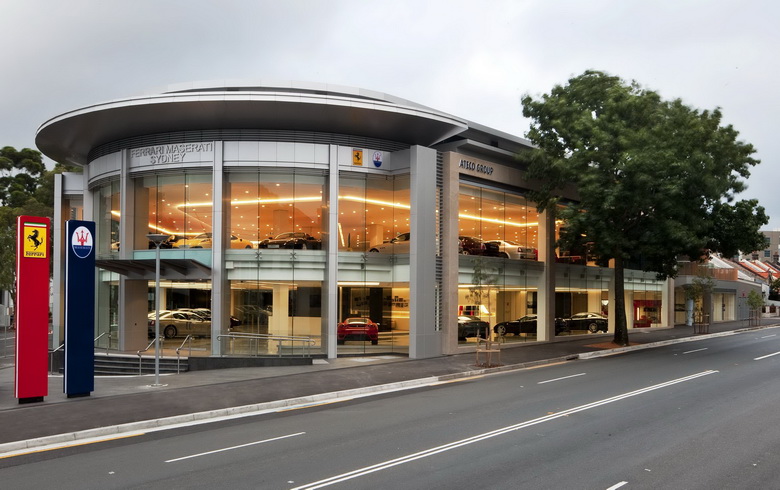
[554,268,610,336]
[140,174,212,249]
[626,275,664,328]
[457,183,540,344]
[94,179,120,257]
[337,174,410,354]
[458,184,538,256]
[226,170,326,355]
[229,171,324,248]
[338,175,410,252]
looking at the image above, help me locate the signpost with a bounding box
[64,220,96,397]
[15,216,50,403]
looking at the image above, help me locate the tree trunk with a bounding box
[613,256,629,346]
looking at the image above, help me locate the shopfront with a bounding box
[40,81,672,363]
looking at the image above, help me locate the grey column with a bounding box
[409,145,440,359]
[323,145,339,359]
[441,152,460,355]
[537,208,556,341]
[211,142,226,356]
[51,174,64,347]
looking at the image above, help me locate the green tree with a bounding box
[0,147,76,305]
[746,289,765,325]
[684,273,715,325]
[521,70,768,346]
[465,256,497,337]
[769,277,780,301]
[0,146,47,207]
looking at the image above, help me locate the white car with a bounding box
[368,232,411,254]
[487,240,537,260]
[172,233,254,249]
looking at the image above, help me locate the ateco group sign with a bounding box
[459,158,494,176]
[131,143,214,165]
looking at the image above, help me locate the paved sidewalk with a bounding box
[0,318,778,453]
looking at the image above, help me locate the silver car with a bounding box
[148,310,211,339]
[488,240,537,260]
[369,232,411,254]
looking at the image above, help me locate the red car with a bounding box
[337,317,379,345]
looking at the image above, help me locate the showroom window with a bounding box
[229,171,325,248]
[139,173,212,249]
[337,173,410,355]
[94,179,120,257]
[226,170,327,356]
[338,174,410,252]
[457,183,540,344]
[554,268,610,336]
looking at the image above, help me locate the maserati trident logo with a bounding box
[71,226,93,259]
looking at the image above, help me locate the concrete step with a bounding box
[94,353,187,376]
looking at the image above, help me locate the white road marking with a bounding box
[682,348,708,354]
[761,334,776,339]
[291,371,718,490]
[754,351,780,361]
[606,482,628,490]
[166,432,305,462]
[538,373,586,384]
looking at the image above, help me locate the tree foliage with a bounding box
[0,147,78,302]
[0,147,47,208]
[520,70,768,345]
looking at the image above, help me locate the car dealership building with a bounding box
[36,81,673,361]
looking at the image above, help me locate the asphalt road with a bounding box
[2,330,780,489]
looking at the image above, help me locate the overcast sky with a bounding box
[3,0,778,228]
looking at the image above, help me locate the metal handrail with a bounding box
[94,332,112,356]
[137,337,163,375]
[175,335,193,373]
[217,332,315,357]
[49,343,65,374]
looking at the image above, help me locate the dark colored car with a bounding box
[458,236,500,256]
[259,232,322,250]
[457,315,489,340]
[494,314,538,336]
[337,317,379,345]
[558,312,608,333]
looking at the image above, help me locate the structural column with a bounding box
[323,145,339,358]
[537,208,556,341]
[211,141,227,356]
[441,152,460,355]
[408,145,439,359]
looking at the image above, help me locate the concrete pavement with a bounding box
[1,318,778,455]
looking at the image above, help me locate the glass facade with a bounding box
[94,179,120,257]
[226,170,326,355]
[142,174,213,247]
[457,183,541,344]
[337,174,410,354]
[85,155,674,359]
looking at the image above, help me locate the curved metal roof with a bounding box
[36,81,469,165]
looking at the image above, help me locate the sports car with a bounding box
[337,317,379,345]
[258,232,322,250]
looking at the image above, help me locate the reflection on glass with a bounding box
[338,175,410,252]
[140,174,213,249]
[457,184,540,344]
[95,180,120,256]
[229,172,324,248]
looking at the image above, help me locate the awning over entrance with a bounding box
[95,259,211,280]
